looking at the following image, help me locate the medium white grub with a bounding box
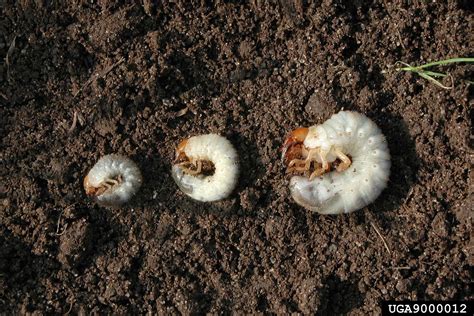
[282,111,391,214]
[171,134,239,202]
[84,154,142,206]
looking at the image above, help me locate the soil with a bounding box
[1,1,472,314]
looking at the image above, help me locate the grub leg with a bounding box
[309,150,329,180]
[319,152,329,172]
[96,177,121,195]
[287,158,309,173]
[288,147,318,173]
[309,167,325,180]
[179,160,202,175]
[334,149,352,172]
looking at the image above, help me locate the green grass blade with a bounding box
[415,57,474,69]
[395,61,415,71]
[394,57,472,88]
[418,72,452,89]
[421,70,447,78]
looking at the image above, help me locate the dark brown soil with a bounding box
[1,1,472,314]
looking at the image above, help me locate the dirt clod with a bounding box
[58,219,93,268]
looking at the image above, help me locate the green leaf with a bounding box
[394,57,473,88]
[414,57,474,69]
[418,72,452,89]
[421,71,447,78]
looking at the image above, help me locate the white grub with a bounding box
[171,134,239,202]
[83,154,142,206]
[282,111,390,214]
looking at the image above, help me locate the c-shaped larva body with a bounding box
[171,134,239,202]
[282,111,390,214]
[84,154,142,206]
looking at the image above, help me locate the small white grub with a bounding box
[282,111,391,214]
[84,154,142,206]
[171,134,239,202]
